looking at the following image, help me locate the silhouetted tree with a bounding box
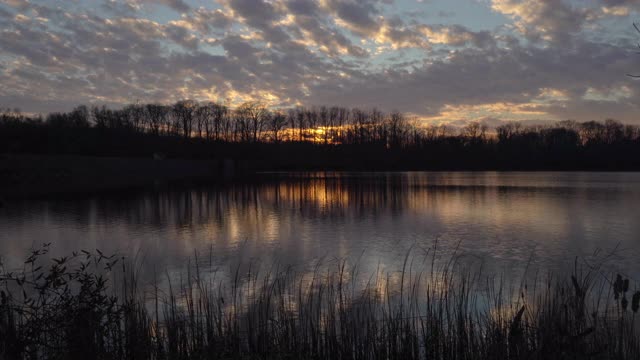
[269,111,287,143]
[173,100,197,138]
[3,99,640,170]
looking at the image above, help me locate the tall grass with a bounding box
[1,244,639,359]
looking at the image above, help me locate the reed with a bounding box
[1,244,639,359]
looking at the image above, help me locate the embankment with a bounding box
[0,154,238,198]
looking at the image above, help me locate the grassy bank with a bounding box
[1,246,639,359]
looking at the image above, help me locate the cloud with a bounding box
[601,5,631,16]
[1,0,30,10]
[491,0,590,44]
[419,25,495,47]
[323,0,381,36]
[0,0,638,124]
[101,0,141,16]
[136,0,190,12]
[304,39,640,122]
[600,0,640,9]
[280,0,369,57]
[180,8,232,34]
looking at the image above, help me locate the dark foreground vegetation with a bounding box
[2,102,640,170]
[1,245,639,359]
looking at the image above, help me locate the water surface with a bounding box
[1,172,639,282]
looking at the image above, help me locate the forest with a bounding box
[1,100,639,170]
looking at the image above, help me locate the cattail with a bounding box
[632,291,640,313]
[622,296,629,311]
[614,274,623,299]
[623,279,629,293]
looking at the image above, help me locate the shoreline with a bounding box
[2,153,640,199]
[0,154,238,199]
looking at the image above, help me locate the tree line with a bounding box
[2,101,417,146]
[1,101,640,170]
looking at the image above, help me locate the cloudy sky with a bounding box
[1,0,639,123]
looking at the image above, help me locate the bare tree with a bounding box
[123,103,144,132]
[319,106,330,144]
[91,105,109,129]
[294,106,306,142]
[269,110,288,143]
[234,101,268,142]
[604,119,624,144]
[496,122,522,142]
[579,121,605,144]
[195,103,214,139]
[388,111,406,149]
[211,103,227,141]
[145,104,167,135]
[173,100,197,138]
[305,108,318,142]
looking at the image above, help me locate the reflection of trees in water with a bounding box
[14,177,417,228]
[4,174,635,235]
[3,174,640,285]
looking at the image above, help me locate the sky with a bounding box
[0,0,639,124]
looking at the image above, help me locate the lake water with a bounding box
[1,172,640,283]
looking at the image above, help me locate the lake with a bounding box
[2,172,640,283]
